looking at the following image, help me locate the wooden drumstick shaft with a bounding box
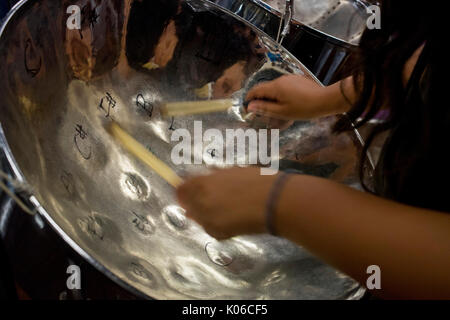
[109,122,183,188]
[162,99,233,117]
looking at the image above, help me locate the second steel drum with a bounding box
[211,0,372,84]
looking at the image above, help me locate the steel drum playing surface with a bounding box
[0,0,365,299]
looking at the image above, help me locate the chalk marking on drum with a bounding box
[136,93,154,118]
[131,211,154,236]
[60,171,75,195]
[169,117,176,131]
[74,124,92,160]
[99,92,117,118]
[108,122,183,188]
[162,99,233,117]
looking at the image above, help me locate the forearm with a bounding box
[324,45,424,117]
[275,174,450,299]
[318,77,356,117]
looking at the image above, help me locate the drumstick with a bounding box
[108,122,183,188]
[162,99,233,117]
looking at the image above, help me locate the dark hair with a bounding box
[335,2,448,211]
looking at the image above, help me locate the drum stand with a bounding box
[275,0,294,45]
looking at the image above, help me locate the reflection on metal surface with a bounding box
[205,241,235,267]
[0,0,365,299]
[162,205,188,230]
[122,172,150,201]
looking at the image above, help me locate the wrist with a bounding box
[316,80,354,117]
[264,172,294,236]
[272,174,309,240]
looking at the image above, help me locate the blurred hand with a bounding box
[246,74,337,120]
[176,167,278,240]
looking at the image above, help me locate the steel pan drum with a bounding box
[211,0,371,84]
[254,0,369,44]
[0,0,365,299]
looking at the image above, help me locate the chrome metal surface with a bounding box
[215,0,369,45]
[0,0,365,299]
[211,0,370,84]
[272,0,370,44]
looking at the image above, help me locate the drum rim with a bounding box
[0,0,367,300]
